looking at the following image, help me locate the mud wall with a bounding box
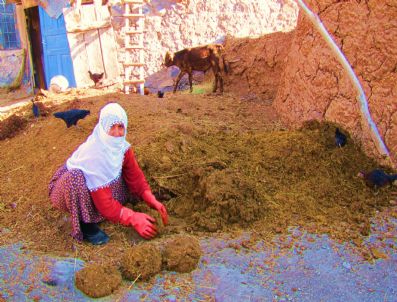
[271,0,397,166]
[223,32,294,100]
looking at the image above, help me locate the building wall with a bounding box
[273,0,397,166]
[0,3,34,100]
[110,0,299,87]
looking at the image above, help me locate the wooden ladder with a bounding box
[121,0,145,94]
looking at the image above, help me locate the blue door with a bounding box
[39,6,76,89]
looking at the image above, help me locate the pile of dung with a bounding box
[0,90,394,268]
[138,120,395,242]
[162,235,202,273]
[191,167,265,232]
[75,264,122,298]
[0,114,29,140]
[121,242,162,281]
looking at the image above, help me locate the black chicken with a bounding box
[88,71,104,87]
[53,109,90,128]
[31,99,40,118]
[335,128,347,147]
[157,90,164,98]
[358,169,397,189]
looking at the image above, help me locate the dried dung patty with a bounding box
[162,235,202,273]
[75,264,122,298]
[121,242,162,281]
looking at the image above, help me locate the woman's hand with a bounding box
[120,207,157,239]
[143,190,169,225]
[150,200,168,225]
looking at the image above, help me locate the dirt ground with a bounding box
[0,82,396,274]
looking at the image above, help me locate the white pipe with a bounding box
[294,0,393,165]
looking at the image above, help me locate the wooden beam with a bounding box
[66,20,111,33]
[22,0,39,9]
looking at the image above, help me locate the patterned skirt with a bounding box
[48,165,130,242]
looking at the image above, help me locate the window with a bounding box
[0,3,20,50]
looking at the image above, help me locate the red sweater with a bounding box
[90,148,150,223]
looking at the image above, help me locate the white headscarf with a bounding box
[66,103,131,191]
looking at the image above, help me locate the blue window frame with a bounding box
[0,3,20,49]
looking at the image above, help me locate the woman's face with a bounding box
[108,123,125,137]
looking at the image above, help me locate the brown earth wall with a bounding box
[272,0,397,166]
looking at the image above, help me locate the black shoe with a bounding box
[80,222,109,245]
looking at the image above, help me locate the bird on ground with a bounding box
[335,128,347,147]
[31,99,40,118]
[88,71,104,87]
[157,90,164,98]
[358,169,397,189]
[53,109,90,128]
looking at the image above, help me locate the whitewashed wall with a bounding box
[111,0,299,78]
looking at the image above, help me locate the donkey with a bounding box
[164,44,229,93]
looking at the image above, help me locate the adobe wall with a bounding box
[272,0,397,166]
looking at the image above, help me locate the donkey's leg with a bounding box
[218,73,224,93]
[173,71,185,93]
[211,65,219,93]
[188,72,193,93]
[214,74,219,93]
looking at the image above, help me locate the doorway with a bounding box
[25,6,76,90]
[25,6,46,90]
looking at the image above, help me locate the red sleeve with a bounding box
[122,148,150,198]
[90,187,123,223]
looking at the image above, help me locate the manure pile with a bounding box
[0,92,395,265]
[138,120,394,243]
